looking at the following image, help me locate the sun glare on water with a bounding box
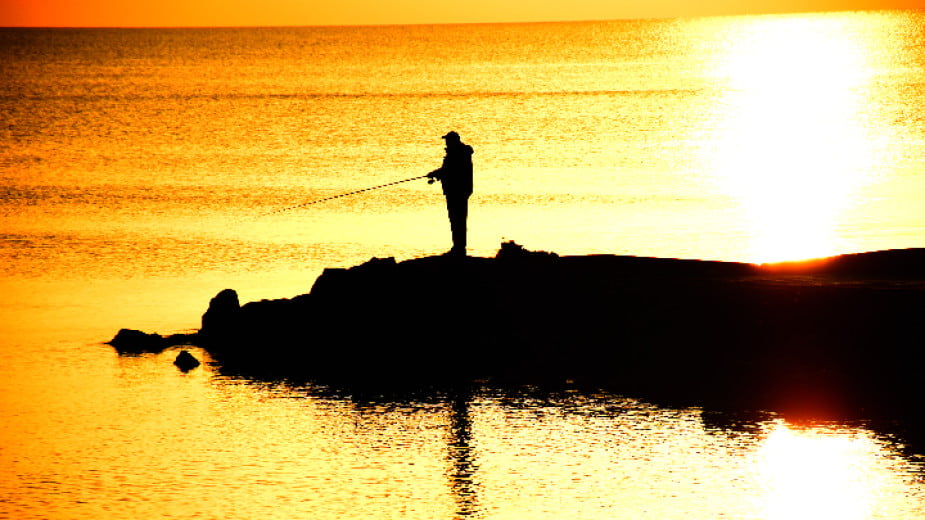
[755,425,890,520]
[711,15,880,263]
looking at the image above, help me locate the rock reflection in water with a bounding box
[295,382,925,519]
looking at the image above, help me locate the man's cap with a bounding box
[442,131,460,141]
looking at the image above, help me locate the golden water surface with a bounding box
[2,10,925,519]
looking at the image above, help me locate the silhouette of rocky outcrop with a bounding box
[108,244,925,421]
[108,328,197,354]
[108,328,166,353]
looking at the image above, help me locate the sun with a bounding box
[710,14,879,263]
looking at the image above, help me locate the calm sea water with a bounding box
[2,11,925,519]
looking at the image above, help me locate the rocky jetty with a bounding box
[109,244,925,420]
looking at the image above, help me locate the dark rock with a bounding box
[107,329,199,355]
[496,240,558,260]
[108,328,166,354]
[174,350,201,371]
[352,255,397,272]
[199,288,241,346]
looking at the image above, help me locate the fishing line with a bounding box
[253,174,429,219]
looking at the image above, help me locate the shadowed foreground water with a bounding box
[3,325,925,519]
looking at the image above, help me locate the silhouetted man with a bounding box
[427,131,473,257]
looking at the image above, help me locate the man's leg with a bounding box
[447,195,469,255]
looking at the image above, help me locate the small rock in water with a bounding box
[174,350,201,371]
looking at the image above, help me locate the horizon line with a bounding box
[1,8,914,30]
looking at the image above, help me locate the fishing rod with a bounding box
[257,174,430,218]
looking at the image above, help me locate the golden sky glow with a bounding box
[1,0,923,27]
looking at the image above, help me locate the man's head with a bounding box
[442,131,461,143]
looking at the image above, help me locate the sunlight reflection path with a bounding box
[755,425,889,520]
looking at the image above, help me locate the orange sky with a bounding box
[1,0,921,27]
